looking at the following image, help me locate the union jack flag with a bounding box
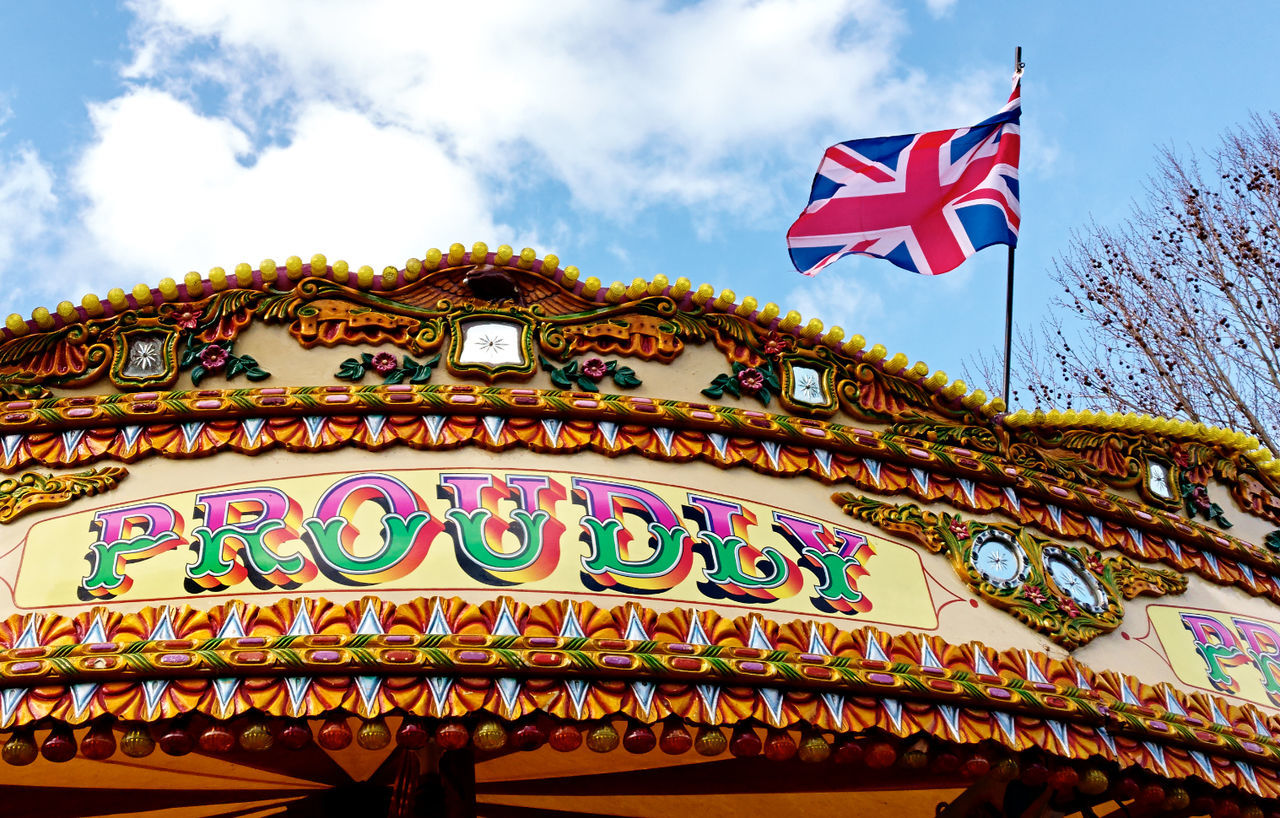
[787,75,1021,276]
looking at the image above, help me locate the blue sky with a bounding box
[1,1,1278,403]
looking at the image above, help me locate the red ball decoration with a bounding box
[40,727,76,763]
[1050,766,1080,792]
[511,721,547,752]
[763,730,797,762]
[548,723,582,752]
[278,720,312,750]
[623,723,656,754]
[1111,776,1141,801]
[396,718,430,749]
[730,725,762,757]
[1021,761,1050,787]
[1214,799,1243,818]
[80,722,117,760]
[198,723,236,754]
[317,716,353,751]
[832,737,864,764]
[865,740,897,769]
[932,750,962,773]
[1190,796,1217,815]
[158,723,195,756]
[659,722,693,755]
[1136,784,1165,806]
[435,720,470,751]
[963,752,992,779]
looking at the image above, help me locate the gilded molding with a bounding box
[0,467,127,524]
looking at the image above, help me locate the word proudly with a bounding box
[1182,612,1280,706]
[81,471,875,615]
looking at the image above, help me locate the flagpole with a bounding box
[1001,46,1023,409]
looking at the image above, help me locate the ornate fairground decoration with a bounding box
[2,243,1280,815]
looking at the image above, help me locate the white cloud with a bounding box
[0,145,56,276]
[782,273,885,336]
[23,1,1011,300]
[118,0,999,215]
[923,0,957,17]
[73,88,501,280]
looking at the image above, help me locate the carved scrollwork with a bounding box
[834,494,1187,649]
[0,467,128,524]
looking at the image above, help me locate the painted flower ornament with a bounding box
[581,357,609,380]
[736,367,765,393]
[370,352,399,374]
[199,344,229,371]
[173,308,202,331]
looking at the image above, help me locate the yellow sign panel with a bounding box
[18,468,937,629]
[1149,604,1280,709]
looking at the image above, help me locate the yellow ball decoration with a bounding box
[691,284,715,306]
[158,278,179,300]
[5,314,28,335]
[56,301,78,322]
[81,293,104,317]
[132,283,154,306]
[495,245,514,265]
[925,371,948,389]
[604,281,627,303]
[234,263,253,286]
[285,256,304,280]
[542,253,559,273]
[757,302,780,325]
[777,310,802,331]
[944,379,967,400]
[446,243,466,266]
[586,722,620,753]
[357,265,375,288]
[310,254,327,275]
[842,334,866,355]
[184,272,204,296]
[405,257,422,280]
[648,274,669,296]
[29,306,52,329]
[712,288,736,310]
[626,278,648,299]
[823,326,845,346]
[863,343,887,363]
[425,248,443,269]
[909,361,929,377]
[670,277,692,299]
[734,296,758,317]
[356,718,391,751]
[382,266,399,288]
[209,267,228,291]
[470,241,489,264]
[332,260,349,282]
[883,353,908,374]
[107,288,129,310]
[799,318,824,340]
[472,719,507,752]
[562,265,580,284]
[581,276,601,297]
[518,247,537,269]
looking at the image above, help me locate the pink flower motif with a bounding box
[760,332,787,356]
[736,367,765,393]
[174,309,202,330]
[371,352,399,374]
[1023,585,1048,605]
[581,357,609,380]
[1085,553,1105,575]
[199,344,229,371]
[948,519,970,541]
[1059,597,1081,619]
